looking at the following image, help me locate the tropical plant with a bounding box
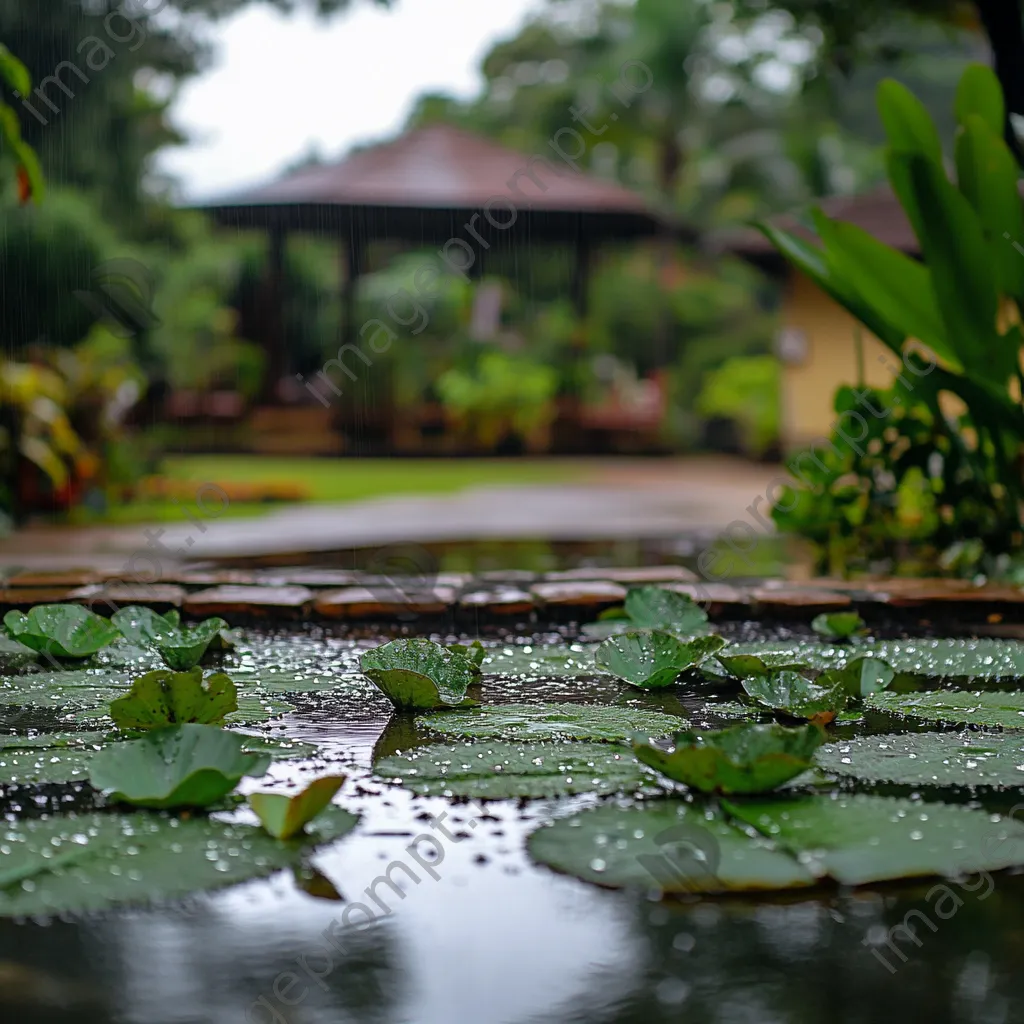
[763,64,1024,569]
[695,354,780,456]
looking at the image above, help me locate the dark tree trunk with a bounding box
[975,0,1024,165]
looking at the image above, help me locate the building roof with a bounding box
[201,124,666,243]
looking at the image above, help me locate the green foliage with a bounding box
[108,669,238,731]
[248,775,346,839]
[741,670,849,723]
[4,604,120,658]
[360,639,480,710]
[763,64,1024,570]
[595,630,725,688]
[695,354,780,456]
[810,612,867,640]
[112,606,233,670]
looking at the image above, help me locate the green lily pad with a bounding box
[4,605,121,659]
[375,740,649,799]
[633,723,823,794]
[420,702,684,744]
[360,639,479,710]
[741,671,849,723]
[0,730,315,785]
[817,730,1024,789]
[715,653,810,679]
[481,644,600,678]
[811,612,867,640]
[595,631,726,689]
[725,794,1024,886]
[74,690,295,727]
[0,806,359,918]
[446,641,485,673]
[528,802,816,893]
[88,724,271,809]
[112,607,233,670]
[865,689,1024,730]
[109,669,238,731]
[623,586,709,632]
[249,775,346,839]
[819,656,895,698]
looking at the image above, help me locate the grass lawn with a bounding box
[80,456,598,523]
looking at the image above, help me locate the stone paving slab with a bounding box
[0,568,1019,623]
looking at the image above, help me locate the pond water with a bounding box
[2,623,1023,1024]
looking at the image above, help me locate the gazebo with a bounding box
[201,124,670,410]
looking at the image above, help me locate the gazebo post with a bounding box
[261,224,287,403]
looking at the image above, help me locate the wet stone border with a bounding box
[0,567,1021,631]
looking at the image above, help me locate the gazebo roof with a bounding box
[201,124,666,243]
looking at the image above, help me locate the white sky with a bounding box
[160,0,543,200]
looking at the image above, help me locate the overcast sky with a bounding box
[160,0,542,200]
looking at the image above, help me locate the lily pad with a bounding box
[633,723,823,794]
[360,639,479,710]
[811,612,866,640]
[0,807,359,918]
[447,641,485,673]
[109,669,238,731]
[715,653,810,679]
[0,730,315,785]
[819,656,894,698]
[623,586,709,632]
[375,740,649,799]
[481,644,600,678]
[725,794,1024,886]
[4,605,120,659]
[741,671,848,724]
[249,775,346,839]
[595,631,726,689]
[528,802,816,893]
[864,689,1024,730]
[112,607,233,670]
[88,724,271,809]
[817,730,1024,789]
[420,702,684,744]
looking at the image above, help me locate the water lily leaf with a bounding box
[633,723,823,794]
[725,794,1024,885]
[819,656,895,698]
[595,631,726,689]
[112,607,232,670]
[817,730,1024,789]
[375,740,649,799]
[360,639,479,710]
[715,653,809,679]
[446,641,485,673]
[0,730,314,785]
[249,775,346,839]
[481,644,600,678]
[4,605,120,658]
[528,802,816,893]
[741,671,849,724]
[623,586,709,632]
[0,807,359,918]
[865,689,1024,729]
[109,669,238,731]
[811,612,867,640]
[88,724,271,809]
[292,864,345,901]
[420,702,684,744]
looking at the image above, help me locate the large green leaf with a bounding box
[595,631,725,689]
[622,586,708,632]
[715,653,808,679]
[481,643,600,678]
[376,740,648,799]
[88,724,271,809]
[954,63,1005,135]
[0,43,31,96]
[817,730,1024,789]
[633,723,823,794]
[360,639,479,710]
[725,794,1024,886]
[420,702,684,743]
[528,802,816,893]
[0,807,358,918]
[896,153,1006,382]
[741,671,848,723]
[877,78,944,162]
[249,775,346,839]
[810,612,867,641]
[813,214,955,366]
[818,656,894,698]
[108,669,238,731]
[4,605,120,658]
[866,690,1024,730]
